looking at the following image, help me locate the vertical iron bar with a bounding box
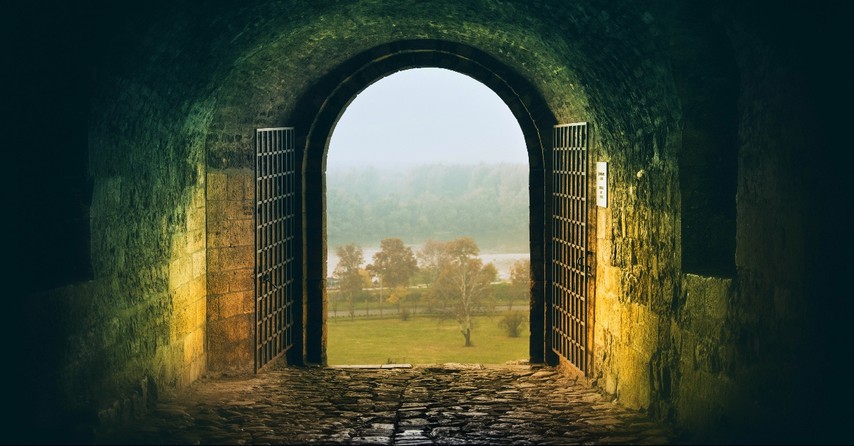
[255,127,296,372]
[551,122,588,374]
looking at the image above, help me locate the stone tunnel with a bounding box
[5,0,852,443]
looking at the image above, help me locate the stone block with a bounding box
[626,302,658,354]
[209,340,252,373]
[187,227,205,254]
[192,274,207,297]
[229,268,254,292]
[170,232,188,258]
[206,221,227,248]
[170,307,189,343]
[192,292,207,327]
[597,207,612,241]
[213,292,249,320]
[171,280,194,310]
[182,328,205,364]
[208,218,253,248]
[595,292,621,337]
[191,184,205,210]
[243,173,254,200]
[181,308,196,339]
[207,294,221,321]
[615,343,651,409]
[208,171,227,201]
[600,265,622,299]
[227,172,245,201]
[225,315,252,343]
[192,250,206,278]
[209,267,254,294]
[682,274,731,322]
[206,199,227,222]
[210,245,253,271]
[241,199,254,218]
[207,248,221,271]
[680,274,732,337]
[186,201,205,232]
[169,255,193,290]
[207,319,228,347]
[183,354,206,388]
[604,372,618,396]
[208,271,230,294]
[171,298,203,341]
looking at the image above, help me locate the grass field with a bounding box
[327,313,530,365]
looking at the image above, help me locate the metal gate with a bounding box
[254,127,297,372]
[551,122,589,374]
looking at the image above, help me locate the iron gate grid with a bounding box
[254,127,296,372]
[551,122,589,374]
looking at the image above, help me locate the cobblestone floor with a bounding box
[96,364,678,445]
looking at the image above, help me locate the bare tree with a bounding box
[427,237,497,347]
[416,239,449,284]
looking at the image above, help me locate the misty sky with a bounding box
[327,68,527,171]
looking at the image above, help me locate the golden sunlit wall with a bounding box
[76,66,211,425]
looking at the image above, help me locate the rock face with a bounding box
[5,1,850,444]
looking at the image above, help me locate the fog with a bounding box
[328,67,527,171]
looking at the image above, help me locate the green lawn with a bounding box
[327,313,530,365]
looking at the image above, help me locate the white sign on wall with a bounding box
[596,162,608,208]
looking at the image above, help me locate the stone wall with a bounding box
[7,2,213,442]
[64,75,209,439]
[6,0,851,443]
[206,169,255,371]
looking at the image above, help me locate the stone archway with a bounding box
[11,1,847,442]
[196,1,700,430]
[293,39,560,366]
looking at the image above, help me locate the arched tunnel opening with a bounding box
[6,1,851,444]
[323,67,532,366]
[276,39,564,370]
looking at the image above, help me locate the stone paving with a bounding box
[96,364,678,445]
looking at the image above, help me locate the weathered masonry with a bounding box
[6,0,852,444]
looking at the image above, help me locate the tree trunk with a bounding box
[462,328,472,347]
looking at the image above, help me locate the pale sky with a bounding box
[327,68,527,170]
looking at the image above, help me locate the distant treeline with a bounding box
[327,163,529,252]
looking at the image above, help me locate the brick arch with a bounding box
[293,39,559,365]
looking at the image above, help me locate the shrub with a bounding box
[499,312,527,337]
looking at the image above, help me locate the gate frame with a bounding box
[254,127,303,371]
[284,39,595,367]
[545,122,597,376]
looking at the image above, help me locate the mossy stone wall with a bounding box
[7,1,850,443]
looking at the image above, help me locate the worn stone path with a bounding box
[96,364,677,445]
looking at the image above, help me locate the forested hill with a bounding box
[327,163,529,252]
